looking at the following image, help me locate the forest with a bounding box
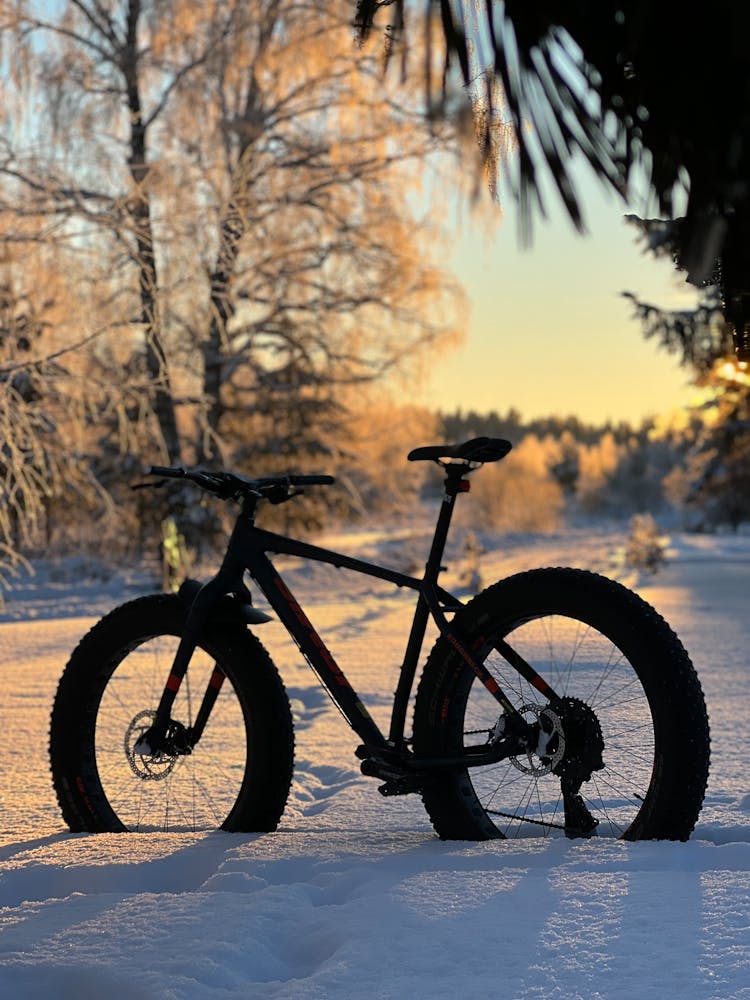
[2,1,750,593]
[441,397,750,534]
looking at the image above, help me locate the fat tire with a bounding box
[49,594,294,833]
[413,568,710,841]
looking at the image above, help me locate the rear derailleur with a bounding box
[550,696,605,838]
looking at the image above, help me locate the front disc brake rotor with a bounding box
[125,710,178,781]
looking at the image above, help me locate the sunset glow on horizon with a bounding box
[421,168,701,426]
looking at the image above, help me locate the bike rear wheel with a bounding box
[50,594,294,833]
[413,568,710,840]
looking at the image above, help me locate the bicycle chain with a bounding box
[486,808,565,831]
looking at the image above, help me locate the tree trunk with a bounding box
[124,0,181,464]
[200,207,245,463]
[199,129,256,463]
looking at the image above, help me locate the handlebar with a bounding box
[149,465,186,479]
[142,466,335,505]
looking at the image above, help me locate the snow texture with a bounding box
[1,528,749,999]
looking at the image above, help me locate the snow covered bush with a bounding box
[457,529,485,591]
[622,513,668,575]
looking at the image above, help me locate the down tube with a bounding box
[253,557,389,750]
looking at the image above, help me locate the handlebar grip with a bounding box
[148,465,186,478]
[289,475,335,487]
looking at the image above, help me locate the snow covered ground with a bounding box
[1,526,749,999]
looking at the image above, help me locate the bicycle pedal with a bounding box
[377,776,422,797]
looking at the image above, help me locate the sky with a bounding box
[420,165,702,426]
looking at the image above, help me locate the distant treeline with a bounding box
[440,408,643,447]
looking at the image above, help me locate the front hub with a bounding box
[125,710,179,781]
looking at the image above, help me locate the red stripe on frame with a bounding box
[532,675,553,697]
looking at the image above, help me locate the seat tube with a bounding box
[388,469,467,745]
[424,470,466,579]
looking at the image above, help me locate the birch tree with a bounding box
[3,1,188,459]
[150,1,463,467]
[0,0,464,555]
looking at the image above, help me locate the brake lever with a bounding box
[267,487,303,505]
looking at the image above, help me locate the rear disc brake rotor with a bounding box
[509,703,565,775]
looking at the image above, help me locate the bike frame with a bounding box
[146,469,559,772]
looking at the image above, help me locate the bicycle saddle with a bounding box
[407,437,512,464]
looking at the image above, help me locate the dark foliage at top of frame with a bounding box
[354,1,750,360]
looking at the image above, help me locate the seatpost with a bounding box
[423,465,470,582]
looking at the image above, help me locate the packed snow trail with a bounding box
[0,530,749,999]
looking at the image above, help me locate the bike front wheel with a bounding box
[50,594,294,833]
[413,568,710,841]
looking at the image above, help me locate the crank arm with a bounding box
[367,719,536,775]
[410,731,533,771]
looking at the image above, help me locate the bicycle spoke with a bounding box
[460,607,658,838]
[94,635,246,832]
